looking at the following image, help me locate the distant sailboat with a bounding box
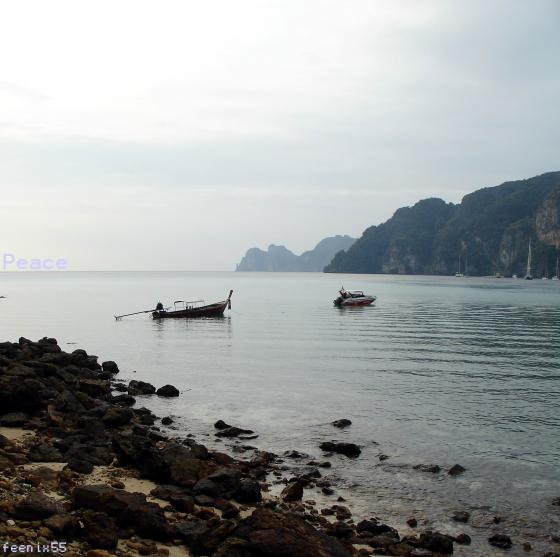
[525,239,533,280]
[553,256,559,281]
[455,255,464,277]
[542,260,549,280]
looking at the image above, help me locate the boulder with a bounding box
[448,464,466,476]
[161,416,174,425]
[102,406,134,427]
[28,442,65,463]
[111,394,136,406]
[102,361,119,373]
[233,478,262,503]
[13,493,63,520]
[72,484,173,540]
[156,384,180,397]
[233,507,352,557]
[331,419,352,428]
[356,519,398,538]
[454,533,471,545]
[452,510,470,523]
[67,459,94,474]
[418,531,454,554]
[44,513,81,536]
[214,419,232,430]
[151,485,195,513]
[216,426,255,438]
[488,533,512,549]
[81,510,119,549]
[281,481,304,502]
[319,442,361,458]
[413,464,441,474]
[128,380,156,396]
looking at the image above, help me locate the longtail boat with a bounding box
[152,290,233,319]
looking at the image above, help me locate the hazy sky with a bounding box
[1,0,559,270]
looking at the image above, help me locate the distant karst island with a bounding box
[237,172,560,277]
[236,235,356,272]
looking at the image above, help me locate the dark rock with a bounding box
[102,361,119,373]
[214,498,240,519]
[44,513,81,536]
[0,377,46,413]
[67,459,94,474]
[77,379,110,397]
[326,520,354,539]
[448,464,466,476]
[111,394,136,407]
[320,441,361,458]
[552,497,560,506]
[128,380,156,396]
[28,443,64,463]
[413,464,441,473]
[64,442,114,466]
[72,484,173,540]
[407,517,418,528]
[332,419,352,428]
[0,412,28,426]
[81,510,119,549]
[418,531,453,554]
[357,519,398,538]
[281,481,304,502]
[488,533,512,549]
[379,454,390,461]
[161,416,174,425]
[13,493,62,520]
[156,384,180,397]
[214,419,232,430]
[454,533,471,545]
[233,507,352,557]
[216,426,254,438]
[233,478,262,503]
[102,406,134,427]
[452,510,470,523]
[134,407,156,426]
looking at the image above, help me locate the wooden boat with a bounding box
[152,290,233,319]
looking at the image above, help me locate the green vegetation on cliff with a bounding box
[324,172,560,276]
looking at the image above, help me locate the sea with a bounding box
[0,271,559,556]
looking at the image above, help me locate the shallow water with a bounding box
[1,271,559,555]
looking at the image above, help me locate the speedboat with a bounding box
[334,287,376,307]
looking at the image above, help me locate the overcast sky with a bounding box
[1,0,558,270]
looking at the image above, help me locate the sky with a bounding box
[1,0,559,270]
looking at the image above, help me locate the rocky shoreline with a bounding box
[0,337,557,557]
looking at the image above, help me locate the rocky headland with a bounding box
[0,337,557,557]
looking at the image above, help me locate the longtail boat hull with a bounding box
[152,290,232,319]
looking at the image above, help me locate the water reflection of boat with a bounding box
[525,239,533,280]
[334,287,376,307]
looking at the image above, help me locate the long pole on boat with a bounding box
[114,308,156,320]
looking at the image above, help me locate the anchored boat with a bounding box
[153,290,233,319]
[334,287,376,307]
[114,290,233,320]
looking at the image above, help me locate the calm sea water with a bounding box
[1,272,559,555]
